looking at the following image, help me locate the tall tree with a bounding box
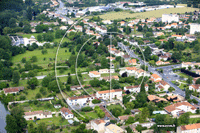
[27,6,32,21]
[12,70,20,85]
[5,106,27,133]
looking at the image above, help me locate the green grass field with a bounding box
[96,7,198,20]
[12,47,71,69]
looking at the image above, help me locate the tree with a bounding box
[30,56,37,62]
[27,77,38,89]
[188,66,192,70]
[41,49,48,54]
[37,34,43,42]
[67,73,72,84]
[21,57,26,63]
[136,125,147,133]
[140,82,146,93]
[9,18,17,28]
[126,102,135,109]
[37,122,48,133]
[12,70,20,85]
[136,92,147,107]
[27,6,32,20]
[178,112,190,125]
[144,46,152,61]
[186,76,193,84]
[19,21,23,27]
[5,106,27,133]
[125,126,133,133]
[101,57,108,68]
[196,78,200,84]
[185,89,191,100]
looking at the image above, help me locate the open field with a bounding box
[12,47,72,69]
[97,7,198,20]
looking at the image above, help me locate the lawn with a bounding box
[80,111,99,119]
[95,7,198,20]
[189,118,200,124]
[177,72,190,78]
[28,115,69,127]
[12,47,72,69]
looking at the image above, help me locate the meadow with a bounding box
[97,6,198,20]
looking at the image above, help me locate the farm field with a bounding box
[97,7,198,20]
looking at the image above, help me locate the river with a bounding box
[0,101,9,133]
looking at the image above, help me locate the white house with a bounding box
[156,80,170,91]
[162,14,179,23]
[151,74,162,83]
[102,20,112,25]
[60,26,68,30]
[189,84,200,92]
[177,123,200,133]
[91,119,106,132]
[98,69,115,74]
[124,84,149,93]
[190,23,200,34]
[100,76,119,81]
[24,111,52,120]
[96,89,122,101]
[3,87,24,96]
[95,26,107,34]
[89,71,101,78]
[181,62,194,69]
[74,25,83,32]
[66,95,95,106]
[164,102,196,116]
[60,107,74,119]
[105,124,126,133]
[128,59,137,65]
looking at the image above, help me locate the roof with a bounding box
[89,71,100,75]
[24,111,51,116]
[60,107,73,115]
[106,124,124,133]
[190,84,200,90]
[123,55,130,58]
[160,80,169,86]
[3,87,24,93]
[164,102,196,113]
[118,115,134,120]
[151,74,161,80]
[126,67,137,71]
[148,95,167,102]
[171,35,183,38]
[93,119,105,125]
[125,84,148,89]
[68,94,94,100]
[180,123,200,131]
[128,59,136,64]
[102,76,119,80]
[97,89,122,94]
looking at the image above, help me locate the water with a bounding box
[0,101,9,133]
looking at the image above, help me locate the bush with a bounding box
[81,106,93,112]
[92,99,101,104]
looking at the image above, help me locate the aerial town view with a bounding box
[1,0,200,133]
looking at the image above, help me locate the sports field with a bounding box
[98,6,198,20]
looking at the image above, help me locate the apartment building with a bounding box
[162,14,179,23]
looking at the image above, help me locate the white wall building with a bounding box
[190,23,200,34]
[162,14,179,23]
[124,84,149,93]
[98,69,115,74]
[60,107,74,119]
[177,123,200,133]
[89,71,101,78]
[66,95,95,106]
[96,89,122,101]
[91,119,106,132]
[24,111,52,120]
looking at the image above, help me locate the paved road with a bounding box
[118,43,200,103]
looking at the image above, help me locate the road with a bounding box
[118,43,200,103]
[35,72,88,80]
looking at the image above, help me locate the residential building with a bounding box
[128,59,137,65]
[159,55,168,61]
[156,61,170,65]
[54,104,61,108]
[118,115,135,123]
[177,123,200,133]
[181,62,194,69]
[124,84,149,93]
[66,95,95,106]
[91,119,106,132]
[98,69,115,74]
[96,89,122,101]
[164,102,196,116]
[100,76,119,81]
[106,57,115,61]
[60,26,67,30]
[167,95,180,102]
[156,80,170,91]
[24,111,52,120]
[102,20,112,24]
[190,23,200,34]
[123,55,130,61]
[60,107,74,119]
[147,95,167,103]
[74,25,83,32]
[3,87,24,96]
[189,84,200,92]
[150,74,162,82]
[89,71,101,78]
[105,124,126,133]
[162,14,179,23]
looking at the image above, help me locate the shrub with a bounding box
[92,99,101,104]
[81,106,93,112]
